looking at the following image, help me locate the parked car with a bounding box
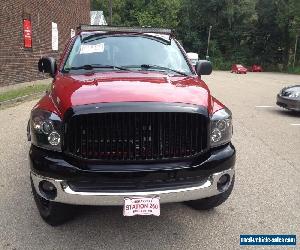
[231,64,247,74]
[27,25,236,225]
[249,64,263,72]
[186,52,199,66]
[276,85,300,112]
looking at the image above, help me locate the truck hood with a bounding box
[49,71,212,115]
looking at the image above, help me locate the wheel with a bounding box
[27,120,31,141]
[31,178,76,226]
[185,176,235,210]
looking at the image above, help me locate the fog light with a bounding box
[217,174,230,192]
[39,180,57,199]
[48,131,60,146]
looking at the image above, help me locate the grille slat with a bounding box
[151,113,155,159]
[80,117,84,157]
[109,113,113,160]
[157,113,160,158]
[65,112,208,161]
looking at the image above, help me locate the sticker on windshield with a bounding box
[80,43,104,54]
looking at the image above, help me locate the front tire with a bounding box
[185,176,235,210]
[31,178,76,226]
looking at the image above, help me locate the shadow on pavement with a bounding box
[22,198,218,249]
[267,108,300,118]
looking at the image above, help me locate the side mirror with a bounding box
[196,60,212,76]
[38,57,57,78]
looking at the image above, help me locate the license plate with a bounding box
[123,196,160,216]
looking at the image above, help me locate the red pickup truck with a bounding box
[27,26,236,225]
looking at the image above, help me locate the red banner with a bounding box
[23,19,32,48]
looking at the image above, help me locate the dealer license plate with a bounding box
[123,196,160,216]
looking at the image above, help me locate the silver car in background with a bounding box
[277,85,300,112]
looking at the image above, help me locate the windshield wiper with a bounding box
[64,64,130,72]
[122,64,188,76]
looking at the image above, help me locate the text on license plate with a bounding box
[123,196,160,216]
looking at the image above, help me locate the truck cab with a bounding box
[28,26,235,225]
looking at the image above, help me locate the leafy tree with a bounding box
[91,0,300,72]
[275,0,300,68]
[91,0,181,27]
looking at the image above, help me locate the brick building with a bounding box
[0,0,90,86]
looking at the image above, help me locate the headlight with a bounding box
[288,92,300,98]
[210,108,232,147]
[30,109,62,151]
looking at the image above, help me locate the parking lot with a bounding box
[0,71,299,250]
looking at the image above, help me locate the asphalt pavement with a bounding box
[0,71,299,250]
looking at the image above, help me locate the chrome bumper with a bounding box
[30,168,235,206]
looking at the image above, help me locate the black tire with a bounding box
[31,178,76,226]
[27,120,31,141]
[185,176,235,210]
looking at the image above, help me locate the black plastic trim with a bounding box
[29,143,235,181]
[63,102,209,122]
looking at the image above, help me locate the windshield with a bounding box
[63,35,192,75]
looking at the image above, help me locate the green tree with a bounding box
[91,0,181,28]
[177,0,256,67]
[275,0,300,68]
[91,0,300,72]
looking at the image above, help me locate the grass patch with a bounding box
[0,84,49,103]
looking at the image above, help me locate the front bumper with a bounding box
[30,144,236,206]
[277,94,300,111]
[31,168,234,206]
